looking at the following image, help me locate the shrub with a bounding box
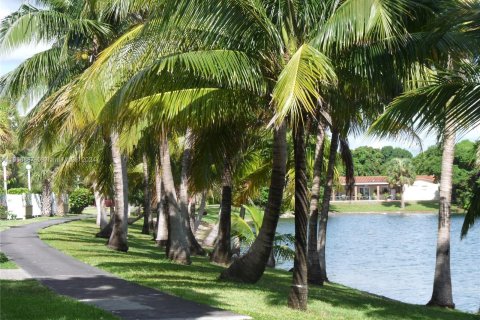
[8,188,30,195]
[69,188,94,214]
[0,206,7,220]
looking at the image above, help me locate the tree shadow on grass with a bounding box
[263,280,477,320]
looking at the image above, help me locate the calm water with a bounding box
[276,214,480,313]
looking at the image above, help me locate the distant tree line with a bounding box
[346,141,479,209]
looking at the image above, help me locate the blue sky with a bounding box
[1,1,478,154]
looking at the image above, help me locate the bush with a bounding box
[69,188,94,214]
[8,188,30,195]
[0,206,7,220]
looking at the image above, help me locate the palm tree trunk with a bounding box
[160,134,191,264]
[211,159,233,265]
[194,191,207,232]
[316,128,340,283]
[154,160,168,246]
[107,131,129,252]
[41,179,52,216]
[142,153,152,235]
[55,193,65,216]
[179,129,205,255]
[220,122,287,283]
[93,182,108,229]
[288,120,309,310]
[427,123,455,308]
[189,198,196,232]
[307,121,326,285]
[401,185,405,209]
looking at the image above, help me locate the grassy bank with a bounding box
[0,252,17,269]
[329,201,463,213]
[39,219,476,320]
[0,280,118,320]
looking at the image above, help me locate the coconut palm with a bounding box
[461,144,480,238]
[369,0,480,308]
[386,158,416,209]
[143,0,430,309]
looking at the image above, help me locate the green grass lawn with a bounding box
[39,219,477,320]
[0,279,118,320]
[330,201,463,214]
[0,252,17,269]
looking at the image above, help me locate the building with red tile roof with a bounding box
[335,175,438,201]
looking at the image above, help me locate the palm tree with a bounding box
[160,132,191,264]
[386,158,416,209]
[141,152,152,234]
[211,159,233,265]
[369,1,480,308]
[461,144,480,238]
[145,1,425,309]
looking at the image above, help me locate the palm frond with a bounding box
[461,173,480,239]
[271,43,336,126]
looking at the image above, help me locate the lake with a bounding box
[276,213,480,313]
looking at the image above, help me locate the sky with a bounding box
[1,1,479,155]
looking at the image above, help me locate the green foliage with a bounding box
[232,205,295,263]
[352,146,385,176]
[413,140,479,209]
[381,146,413,160]
[69,187,94,214]
[413,146,442,179]
[0,206,7,220]
[7,187,29,194]
[350,146,414,177]
[386,158,416,188]
[0,252,17,269]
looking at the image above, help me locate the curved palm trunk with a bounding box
[220,122,287,283]
[194,191,207,232]
[307,122,326,285]
[160,134,191,264]
[427,124,455,308]
[317,128,339,283]
[107,131,129,252]
[288,120,309,310]
[180,129,205,255]
[211,160,233,265]
[154,161,168,246]
[93,182,108,228]
[55,193,65,216]
[41,179,52,216]
[401,185,405,209]
[142,153,152,235]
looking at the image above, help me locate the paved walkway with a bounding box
[0,217,250,320]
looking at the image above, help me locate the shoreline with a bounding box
[280,211,439,218]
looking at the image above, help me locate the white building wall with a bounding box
[403,180,439,201]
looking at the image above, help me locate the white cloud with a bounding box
[0,1,51,74]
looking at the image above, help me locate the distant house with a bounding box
[334,175,439,201]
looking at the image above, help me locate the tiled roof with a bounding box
[340,176,388,184]
[415,175,436,183]
[339,175,436,185]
